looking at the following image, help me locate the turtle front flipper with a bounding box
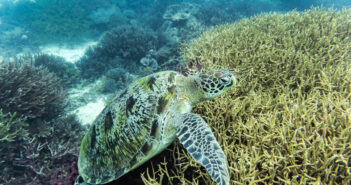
[176,113,230,185]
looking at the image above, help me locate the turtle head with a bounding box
[196,69,237,100]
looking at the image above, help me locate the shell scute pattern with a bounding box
[78,71,179,184]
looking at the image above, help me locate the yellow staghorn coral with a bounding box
[141,7,351,185]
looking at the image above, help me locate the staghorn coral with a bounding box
[28,114,85,184]
[0,110,29,184]
[1,114,86,184]
[77,25,158,79]
[33,53,81,88]
[0,110,27,143]
[142,8,351,184]
[0,58,66,120]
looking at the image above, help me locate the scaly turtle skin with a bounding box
[75,69,236,185]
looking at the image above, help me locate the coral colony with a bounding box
[0,0,350,184]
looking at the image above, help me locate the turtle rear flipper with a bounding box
[74,175,89,185]
[176,113,230,185]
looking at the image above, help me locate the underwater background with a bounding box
[0,0,350,184]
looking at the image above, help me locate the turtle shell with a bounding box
[78,71,178,184]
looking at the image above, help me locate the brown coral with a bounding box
[0,113,86,184]
[142,7,351,184]
[0,58,66,120]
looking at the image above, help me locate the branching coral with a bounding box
[0,111,27,143]
[0,57,83,184]
[0,58,66,120]
[34,53,81,87]
[77,25,158,79]
[0,114,86,184]
[142,7,351,184]
[19,115,85,184]
[0,110,28,184]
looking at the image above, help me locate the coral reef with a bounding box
[0,113,86,184]
[0,56,84,184]
[0,58,66,120]
[142,8,351,184]
[0,110,27,144]
[159,1,281,47]
[0,110,28,183]
[160,3,205,44]
[96,67,137,94]
[77,25,158,79]
[34,53,81,87]
[140,52,158,71]
[88,5,128,31]
[163,3,200,21]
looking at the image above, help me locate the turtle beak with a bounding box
[228,74,237,88]
[232,75,237,86]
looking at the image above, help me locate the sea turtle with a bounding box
[75,69,236,185]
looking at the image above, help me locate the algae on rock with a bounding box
[142,7,351,185]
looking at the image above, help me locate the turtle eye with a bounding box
[220,77,230,84]
[215,72,223,78]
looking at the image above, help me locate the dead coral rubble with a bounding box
[143,7,351,185]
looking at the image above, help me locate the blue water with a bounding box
[0,0,350,185]
[0,0,349,57]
